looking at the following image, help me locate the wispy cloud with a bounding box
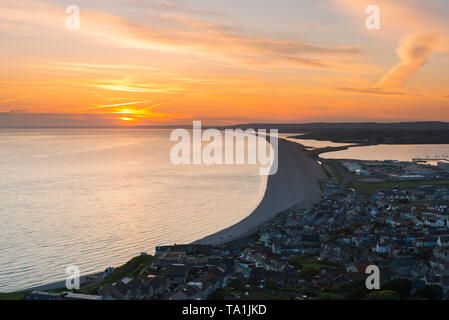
[335,33,439,96]
[0,95,30,104]
[333,0,449,53]
[118,14,362,70]
[376,33,439,89]
[335,87,414,96]
[88,82,185,93]
[81,100,153,110]
[122,0,227,17]
[0,1,363,71]
[54,62,157,72]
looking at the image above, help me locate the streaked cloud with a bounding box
[0,1,363,71]
[89,82,185,93]
[54,62,158,72]
[81,100,153,110]
[335,33,440,96]
[0,95,30,104]
[122,0,227,17]
[376,33,439,89]
[117,14,362,70]
[335,87,412,96]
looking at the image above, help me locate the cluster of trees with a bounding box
[343,279,443,300]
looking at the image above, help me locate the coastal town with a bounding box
[22,154,449,301]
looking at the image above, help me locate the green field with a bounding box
[0,292,26,300]
[350,179,449,194]
[83,254,155,294]
[288,255,342,270]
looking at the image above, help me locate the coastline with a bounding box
[193,138,325,245]
[20,274,98,293]
[16,139,448,293]
[16,137,325,293]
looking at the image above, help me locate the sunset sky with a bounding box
[0,0,448,126]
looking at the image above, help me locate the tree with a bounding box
[288,256,304,269]
[227,278,245,290]
[341,280,369,300]
[298,267,319,280]
[316,292,334,300]
[414,285,443,300]
[383,279,412,299]
[345,287,369,300]
[365,290,400,300]
[210,289,226,300]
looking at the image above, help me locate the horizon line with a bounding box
[1,121,449,129]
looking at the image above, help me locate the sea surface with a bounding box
[320,144,449,164]
[0,129,267,292]
[279,134,352,149]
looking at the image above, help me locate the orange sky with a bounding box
[0,0,448,126]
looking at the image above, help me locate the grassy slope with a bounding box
[83,254,155,294]
[350,179,449,194]
[0,292,27,300]
[2,255,156,298]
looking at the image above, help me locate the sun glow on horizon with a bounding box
[118,109,137,114]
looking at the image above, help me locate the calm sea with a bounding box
[0,129,267,292]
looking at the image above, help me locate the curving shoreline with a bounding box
[193,138,325,245]
[18,138,325,293]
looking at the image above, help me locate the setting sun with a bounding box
[118,109,137,114]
